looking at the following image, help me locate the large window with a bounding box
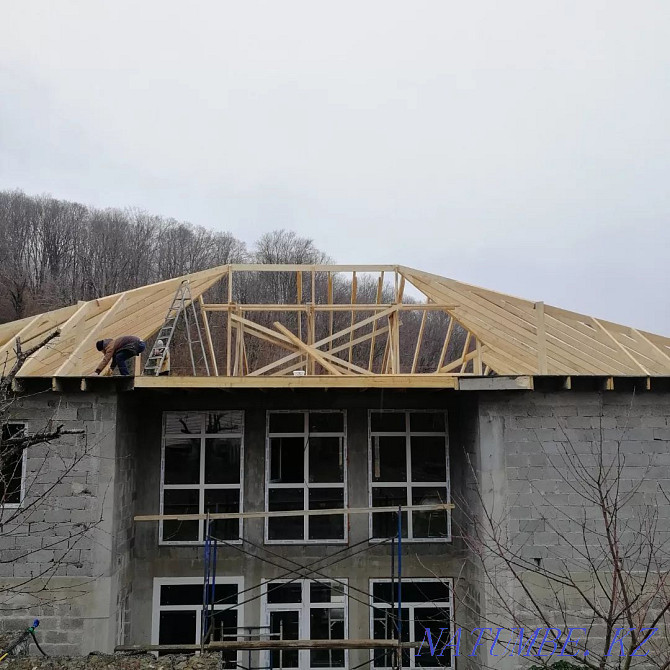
[369,411,450,541]
[161,411,243,543]
[1,424,25,507]
[263,579,347,670]
[370,579,453,669]
[152,577,243,664]
[266,411,346,543]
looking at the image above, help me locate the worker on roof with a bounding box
[94,336,146,376]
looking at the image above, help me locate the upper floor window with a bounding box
[263,579,347,670]
[1,424,25,507]
[371,579,453,669]
[369,411,450,541]
[161,411,243,543]
[266,411,347,543]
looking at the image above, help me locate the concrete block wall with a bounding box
[1,392,119,655]
[477,390,670,666]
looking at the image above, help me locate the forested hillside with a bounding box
[0,189,466,374]
[0,190,330,321]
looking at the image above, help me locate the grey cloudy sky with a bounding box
[1,1,669,333]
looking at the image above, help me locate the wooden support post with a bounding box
[411,311,427,373]
[226,271,233,376]
[436,317,454,372]
[535,301,548,374]
[199,295,219,376]
[368,273,384,372]
[459,333,472,373]
[327,272,334,352]
[474,338,483,375]
[349,271,357,365]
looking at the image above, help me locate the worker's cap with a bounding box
[156,339,165,347]
[95,340,105,351]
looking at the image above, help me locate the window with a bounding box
[161,411,243,543]
[152,577,243,664]
[370,579,453,669]
[263,579,347,670]
[369,411,450,541]
[1,424,25,506]
[266,411,346,543]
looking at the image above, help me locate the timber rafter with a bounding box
[4,263,668,382]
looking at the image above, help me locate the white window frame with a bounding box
[160,411,244,545]
[1,422,27,509]
[368,410,451,542]
[261,578,349,670]
[265,410,348,545]
[151,576,244,659]
[369,578,454,670]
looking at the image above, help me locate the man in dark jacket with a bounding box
[95,336,146,376]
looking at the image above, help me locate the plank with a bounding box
[199,295,219,376]
[273,322,343,375]
[116,640,421,652]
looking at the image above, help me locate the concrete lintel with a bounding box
[458,375,533,391]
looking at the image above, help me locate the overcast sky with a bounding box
[1,1,669,333]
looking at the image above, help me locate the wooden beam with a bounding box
[436,317,454,372]
[249,306,398,377]
[368,273,384,372]
[54,295,128,376]
[632,328,670,367]
[592,318,651,375]
[199,295,219,376]
[349,271,357,364]
[226,271,233,376]
[535,301,548,374]
[134,374,460,389]
[411,310,427,373]
[273,322,343,375]
[327,272,334,351]
[116,640,421,653]
[201,303,456,312]
[135,502,453,522]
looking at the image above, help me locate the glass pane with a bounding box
[372,487,408,539]
[269,412,304,433]
[163,489,199,541]
[370,412,406,433]
[165,412,201,435]
[205,438,241,484]
[403,582,450,603]
[310,607,345,667]
[412,488,449,539]
[159,610,196,646]
[268,583,302,603]
[311,582,345,603]
[411,436,446,482]
[373,608,409,667]
[205,489,240,541]
[213,583,239,605]
[309,489,344,540]
[372,436,406,482]
[270,611,299,668]
[268,488,304,540]
[164,438,201,485]
[270,437,305,483]
[410,413,445,433]
[309,437,343,483]
[160,584,203,606]
[206,411,243,434]
[414,608,451,667]
[0,446,22,504]
[309,412,344,433]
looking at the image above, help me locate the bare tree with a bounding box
[0,333,104,625]
[459,395,670,668]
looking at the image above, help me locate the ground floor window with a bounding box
[370,579,453,669]
[152,577,243,664]
[263,579,347,670]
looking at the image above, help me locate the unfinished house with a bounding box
[2,265,670,667]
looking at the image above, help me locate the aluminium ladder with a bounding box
[143,280,211,376]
